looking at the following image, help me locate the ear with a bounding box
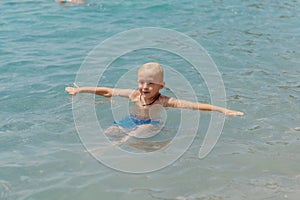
[159,82,165,89]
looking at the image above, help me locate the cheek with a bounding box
[138,85,145,92]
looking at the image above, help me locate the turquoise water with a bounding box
[1,0,300,199]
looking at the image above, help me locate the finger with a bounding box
[232,111,244,116]
[73,83,79,88]
[65,87,75,95]
[65,87,71,91]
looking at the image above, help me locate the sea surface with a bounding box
[1,0,300,199]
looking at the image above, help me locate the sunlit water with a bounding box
[1,0,300,199]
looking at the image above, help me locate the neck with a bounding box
[140,93,161,106]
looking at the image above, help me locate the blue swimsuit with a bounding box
[113,114,160,129]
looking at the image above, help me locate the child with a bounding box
[66,62,243,142]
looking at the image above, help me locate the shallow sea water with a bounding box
[1,0,300,199]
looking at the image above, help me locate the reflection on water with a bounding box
[128,139,171,152]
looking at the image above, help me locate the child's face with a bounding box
[137,69,164,99]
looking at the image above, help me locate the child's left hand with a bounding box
[224,109,244,116]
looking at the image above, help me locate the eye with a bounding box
[138,80,155,85]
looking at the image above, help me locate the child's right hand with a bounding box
[224,109,244,116]
[65,83,80,95]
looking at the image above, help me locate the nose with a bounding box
[142,82,148,88]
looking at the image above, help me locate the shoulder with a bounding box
[158,95,179,107]
[128,90,140,101]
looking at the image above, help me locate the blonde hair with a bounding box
[138,62,164,83]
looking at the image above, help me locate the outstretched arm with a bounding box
[65,83,135,98]
[163,96,244,116]
[198,103,244,116]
